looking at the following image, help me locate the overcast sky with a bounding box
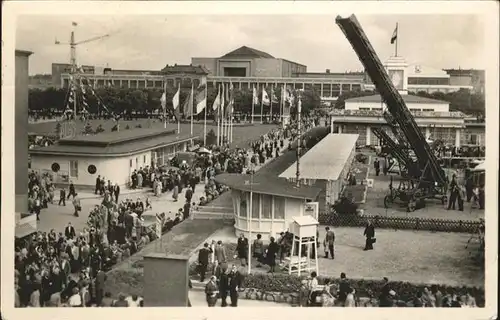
[16,14,485,75]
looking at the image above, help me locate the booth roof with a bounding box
[280,133,359,181]
[29,130,198,157]
[215,173,322,200]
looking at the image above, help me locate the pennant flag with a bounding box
[172,85,180,111]
[390,24,398,44]
[261,88,270,106]
[72,21,78,26]
[182,86,194,117]
[160,92,167,111]
[252,86,259,105]
[212,85,221,112]
[107,81,113,88]
[225,81,234,117]
[195,82,207,115]
[220,83,225,116]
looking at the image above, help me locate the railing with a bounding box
[318,212,481,233]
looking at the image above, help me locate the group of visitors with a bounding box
[301,271,479,308]
[447,174,485,211]
[14,225,144,307]
[434,144,485,158]
[28,171,56,221]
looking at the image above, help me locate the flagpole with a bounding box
[260,88,264,124]
[163,81,167,129]
[190,84,194,136]
[203,80,207,146]
[221,83,225,145]
[216,85,220,146]
[270,87,273,123]
[395,22,399,57]
[251,85,255,124]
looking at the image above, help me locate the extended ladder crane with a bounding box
[335,15,447,191]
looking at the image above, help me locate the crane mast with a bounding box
[55,23,110,118]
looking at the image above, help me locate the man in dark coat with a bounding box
[59,188,66,206]
[197,242,211,282]
[64,222,76,240]
[114,184,120,203]
[373,158,380,176]
[183,202,191,221]
[217,264,230,307]
[338,272,350,304]
[67,182,76,199]
[95,268,107,306]
[235,234,249,266]
[95,175,101,194]
[324,227,335,259]
[363,220,375,250]
[185,186,193,203]
[227,264,242,307]
[465,177,474,202]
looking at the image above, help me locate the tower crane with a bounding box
[55,22,110,118]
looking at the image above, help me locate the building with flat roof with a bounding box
[56,46,478,104]
[29,128,198,188]
[330,55,484,148]
[214,133,358,238]
[279,133,359,212]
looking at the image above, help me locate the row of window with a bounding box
[356,107,435,112]
[49,155,149,179]
[234,192,286,220]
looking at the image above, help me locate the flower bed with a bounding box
[319,212,481,233]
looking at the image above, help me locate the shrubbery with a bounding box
[185,266,484,306]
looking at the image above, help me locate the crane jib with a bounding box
[335,15,446,187]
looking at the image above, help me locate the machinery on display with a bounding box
[335,15,448,212]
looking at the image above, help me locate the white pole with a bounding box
[248,173,253,275]
[260,87,267,124]
[190,84,194,136]
[203,81,207,145]
[163,81,167,129]
[251,85,255,124]
[216,85,220,146]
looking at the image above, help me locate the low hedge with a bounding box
[318,212,481,233]
[188,269,485,307]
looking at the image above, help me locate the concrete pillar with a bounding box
[455,128,461,147]
[366,126,371,146]
[338,124,342,134]
[128,80,131,88]
[143,253,190,306]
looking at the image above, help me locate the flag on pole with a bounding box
[195,81,207,115]
[261,88,270,106]
[271,87,279,104]
[390,24,398,44]
[212,85,221,112]
[182,86,194,117]
[225,81,234,118]
[160,92,167,112]
[220,83,225,116]
[107,81,113,88]
[252,86,259,105]
[72,22,78,26]
[172,85,180,111]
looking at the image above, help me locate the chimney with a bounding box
[326,69,330,73]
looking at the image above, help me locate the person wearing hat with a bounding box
[205,276,219,307]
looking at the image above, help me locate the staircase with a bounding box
[192,205,234,224]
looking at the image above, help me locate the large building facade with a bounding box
[57,46,479,103]
[330,56,485,147]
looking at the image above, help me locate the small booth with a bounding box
[214,173,322,240]
[285,215,319,276]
